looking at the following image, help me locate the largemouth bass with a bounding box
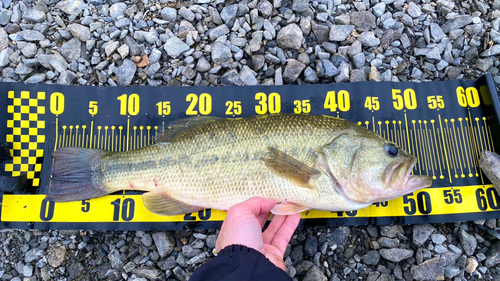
[480,151,500,194]
[46,114,432,216]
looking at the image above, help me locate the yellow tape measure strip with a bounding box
[2,185,499,223]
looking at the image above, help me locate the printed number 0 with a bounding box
[40,199,55,221]
[50,92,65,115]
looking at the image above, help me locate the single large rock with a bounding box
[211,42,232,64]
[358,31,380,47]
[60,38,82,63]
[350,11,376,32]
[110,3,127,19]
[277,24,303,50]
[220,4,238,27]
[413,224,435,246]
[485,241,500,267]
[411,257,446,281]
[441,15,472,33]
[161,7,177,21]
[112,59,137,86]
[329,25,354,42]
[50,53,69,73]
[47,245,66,267]
[283,59,305,83]
[23,9,46,23]
[163,37,189,58]
[153,232,175,258]
[0,28,8,52]
[379,248,414,262]
[16,30,45,41]
[56,0,88,16]
[458,229,477,256]
[303,266,327,281]
[66,23,91,42]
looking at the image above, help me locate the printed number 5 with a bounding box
[89,101,98,116]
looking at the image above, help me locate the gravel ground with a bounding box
[1,0,500,280]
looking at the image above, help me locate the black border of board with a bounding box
[2,211,500,230]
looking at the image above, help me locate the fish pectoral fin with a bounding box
[262,147,320,189]
[271,202,309,215]
[142,191,203,216]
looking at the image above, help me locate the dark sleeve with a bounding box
[189,244,291,281]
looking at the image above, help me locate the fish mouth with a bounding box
[394,159,432,193]
[388,158,431,191]
[385,158,413,187]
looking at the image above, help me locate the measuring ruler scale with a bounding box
[0,74,499,230]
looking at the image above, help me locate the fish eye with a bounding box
[385,143,398,157]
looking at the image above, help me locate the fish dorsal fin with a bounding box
[142,191,203,216]
[271,202,309,215]
[155,116,225,143]
[262,147,320,189]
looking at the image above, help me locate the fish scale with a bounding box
[102,115,340,209]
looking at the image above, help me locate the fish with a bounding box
[480,151,500,194]
[45,114,432,216]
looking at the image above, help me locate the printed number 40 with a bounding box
[324,90,350,112]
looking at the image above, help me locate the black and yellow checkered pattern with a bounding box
[4,91,45,186]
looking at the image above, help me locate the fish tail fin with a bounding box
[46,147,109,202]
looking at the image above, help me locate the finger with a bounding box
[262,215,287,245]
[238,197,277,217]
[268,213,301,255]
[229,197,275,227]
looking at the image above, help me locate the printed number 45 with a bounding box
[364,97,379,111]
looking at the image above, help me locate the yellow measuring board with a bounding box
[1,75,500,229]
[2,185,499,223]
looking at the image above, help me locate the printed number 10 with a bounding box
[117,94,140,116]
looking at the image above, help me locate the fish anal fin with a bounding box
[142,191,203,216]
[262,147,320,189]
[271,202,309,215]
[156,116,224,143]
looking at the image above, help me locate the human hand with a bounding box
[215,197,301,271]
